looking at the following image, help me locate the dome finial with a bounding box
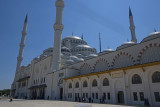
[154,28,157,32]
[81,33,84,40]
[107,46,110,49]
[72,32,74,36]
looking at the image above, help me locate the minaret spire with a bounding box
[99,32,102,53]
[129,7,137,43]
[24,14,28,23]
[129,7,132,16]
[16,14,28,73]
[52,0,65,72]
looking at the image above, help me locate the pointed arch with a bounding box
[132,74,142,84]
[112,52,135,69]
[83,80,88,87]
[69,82,72,88]
[152,71,160,83]
[92,79,98,87]
[80,63,92,75]
[137,43,160,64]
[93,58,109,72]
[103,78,109,86]
[75,82,79,88]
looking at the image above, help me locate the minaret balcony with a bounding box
[21,31,27,35]
[129,26,135,30]
[54,24,64,31]
[17,56,23,61]
[55,0,65,7]
[19,43,25,47]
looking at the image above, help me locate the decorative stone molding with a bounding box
[137,43,160,63]
[112,51,135,67]
[93,58,109,71]
[80,63,92,71]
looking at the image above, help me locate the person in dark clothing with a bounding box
[89,97,91,103]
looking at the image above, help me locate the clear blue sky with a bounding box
[0,0,160,90]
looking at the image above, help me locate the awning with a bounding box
[29,84,47,89]
[17,76,30,82]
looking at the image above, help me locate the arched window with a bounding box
[132,74,142,84]
[69,83,72,88]
[92,79,97,87]
[83,80,88,87]
[152,71,160,83]
[75,82,79,88]
[59,79,63,84]
[103,78,109,86]
[44,78,45,83]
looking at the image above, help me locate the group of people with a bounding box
[75,96,106,104]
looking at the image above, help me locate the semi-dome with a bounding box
[66,59,74,64]
[43,47,53,56]
[88,54,98,57]
[61,46,70,52]
[76,45,92,48]
[77,58,84,62]
[70,55,78,60]
[141,31,160,43]
[116,41,137,50]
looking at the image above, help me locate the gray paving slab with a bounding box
[0,99,153,107]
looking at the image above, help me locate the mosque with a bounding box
[11,0,160,106]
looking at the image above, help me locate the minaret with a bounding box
[99,32,102,53]
[129,7,137,43]
[52,0,65,71]
[16,14,28,73]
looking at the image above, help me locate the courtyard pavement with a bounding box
[0,98,155,107]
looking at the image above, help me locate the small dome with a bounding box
[64,36,82,40]
[117,41,136,50]
[61,46,70,52]
[76,45,92,48]
[141,32,160,43]
[103,49,114,53]
[123,41,135,45]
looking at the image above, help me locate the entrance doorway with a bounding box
[117,91,124,103]
[60,88,63,100]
